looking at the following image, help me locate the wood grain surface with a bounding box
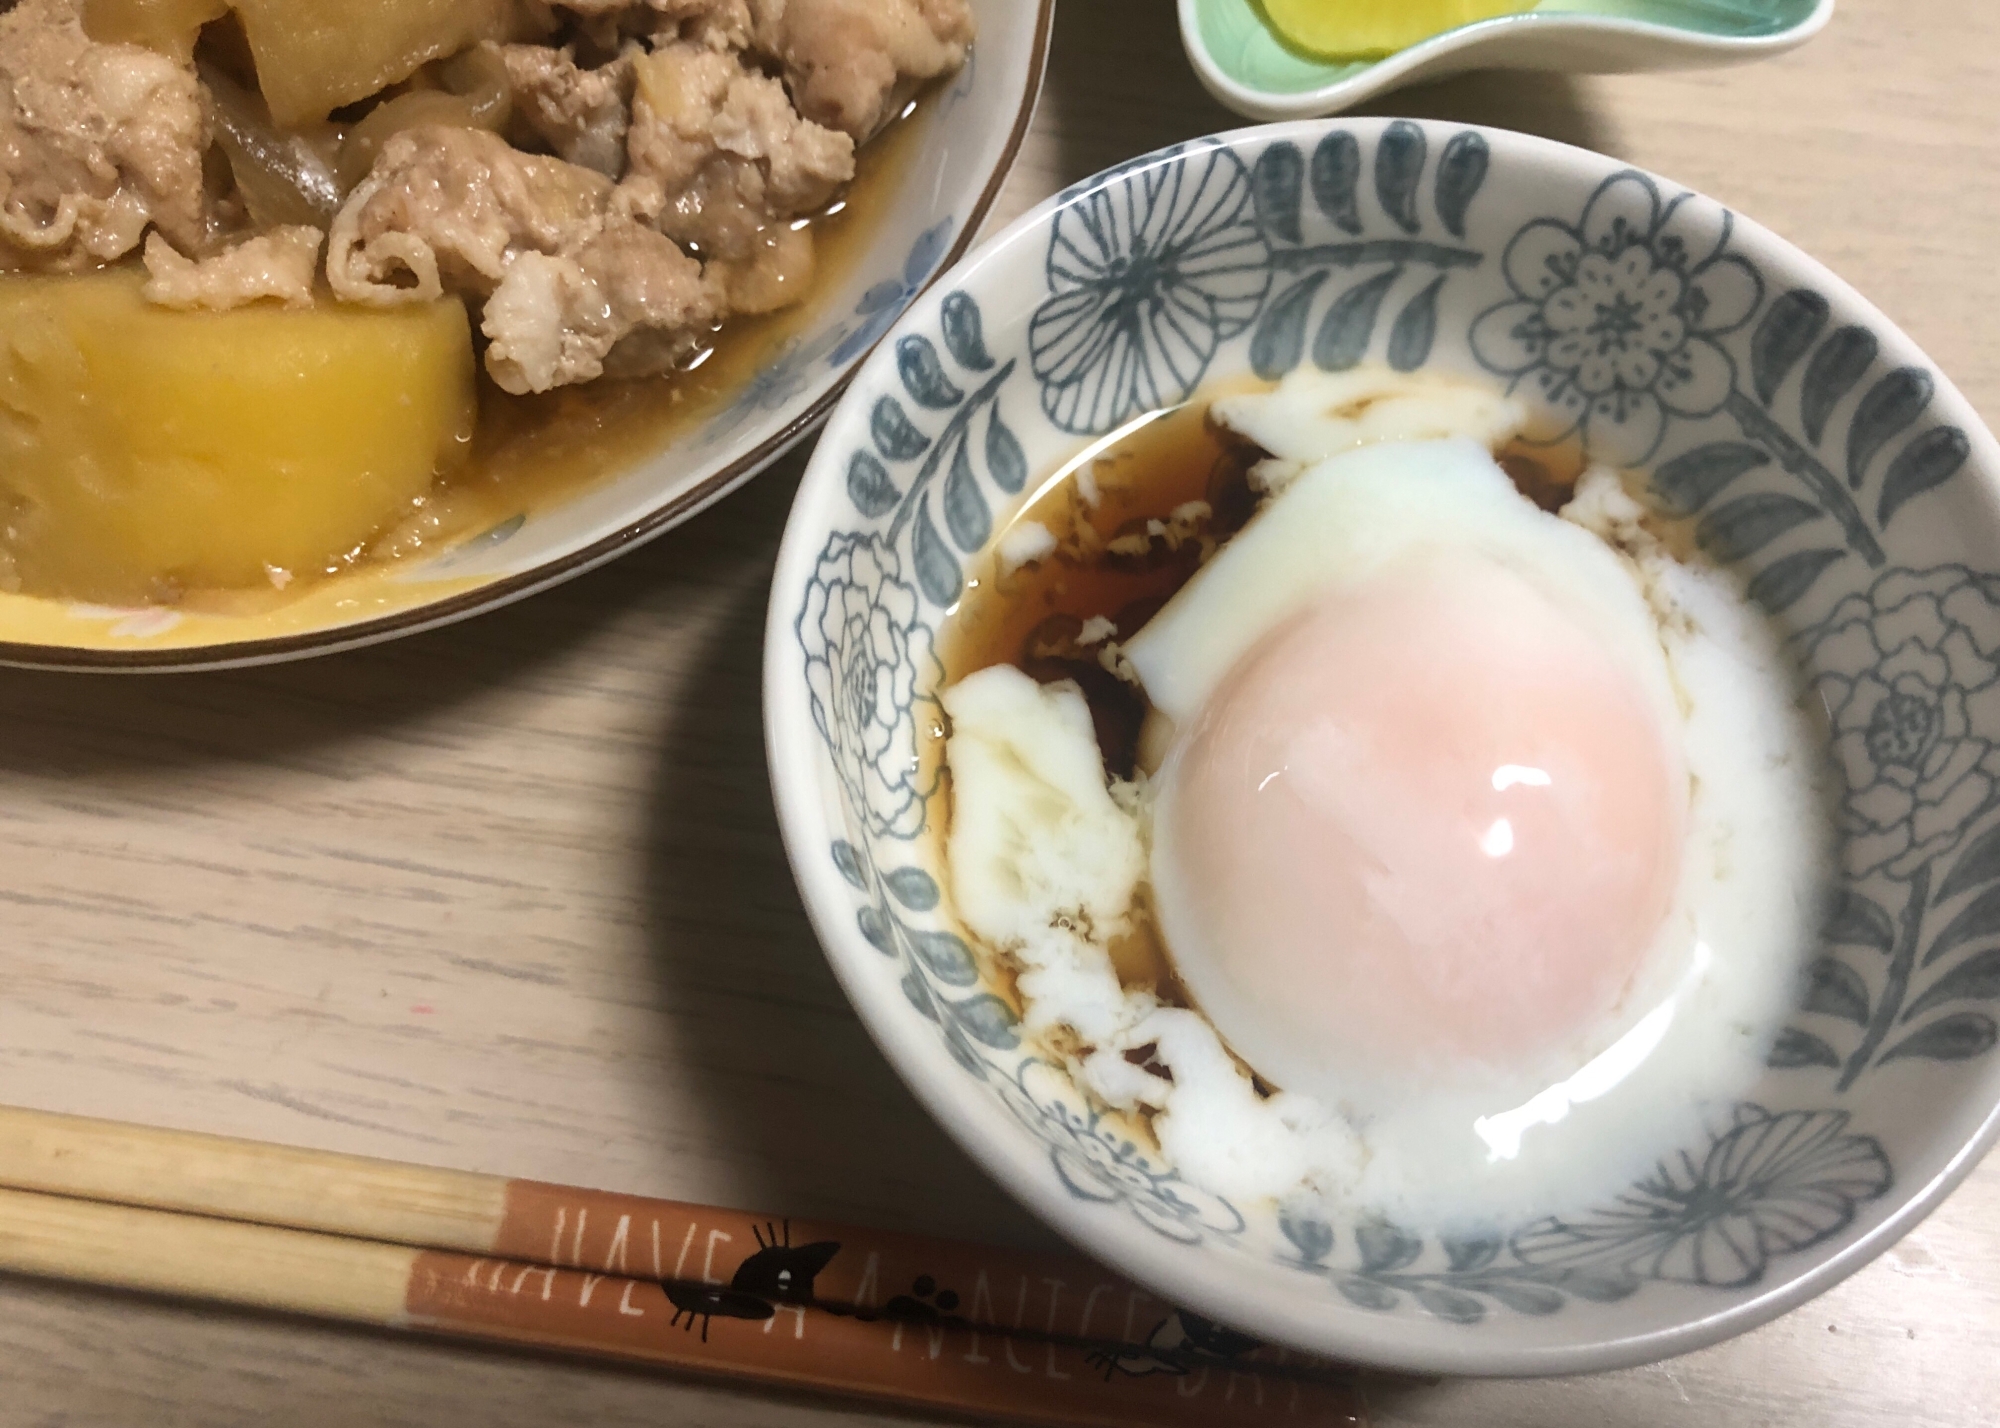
[3,1,1997,1423]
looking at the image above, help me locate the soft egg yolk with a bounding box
[1150,555,1688,1100]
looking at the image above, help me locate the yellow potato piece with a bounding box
[80,0,229,60]
[1262,0,1532,59]
[0,271,475,602]
[230,0,517,124]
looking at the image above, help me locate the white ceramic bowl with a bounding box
[1180,0,1834,122]
[766,117,2000,1374]
[1,0,1051,672]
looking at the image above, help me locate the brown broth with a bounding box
[939,391,1268,778]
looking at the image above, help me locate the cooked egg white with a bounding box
[939,371,1833,1227]
[1210,366,1527,496]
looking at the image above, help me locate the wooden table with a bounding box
[3,2,1995,1423]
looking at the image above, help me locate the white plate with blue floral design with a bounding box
[765,118,2000,1374]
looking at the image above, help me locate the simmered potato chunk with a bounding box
[231,0,517,124]
[80,0,227,59]
[0,271,475,601]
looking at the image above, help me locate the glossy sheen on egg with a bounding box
[1150,553,1689,1104]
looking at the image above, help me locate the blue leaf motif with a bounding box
[829,219,954,369]
[831,840,867,889]
[905,219,952,288]
[1768,1027,1843,1069]
[1441,1233,1501,1273]
[1826,888,1896,952]
[1251,271,1328,380]
[872,397,930,461]
[1926,885,2000,967]
[1315,268,1399,371]
[1878,427,1970,530]
[1696,493,1821,562]
[1374,121,1426,234]
[941,1023,985,1072]
[1387,274,1445,372]
[1310,130,1363,234]
[1252,142,1305,244]
[1557,1272,1641,1304]
[1337,1277,1400,1311]
[1800,326,1877,444]
[1903,949,2000,1021]
[901,969,939,1021]
[1846,368,1933,488]
[1747,547,1844,615]
[1650,442,1769,517]
[940,290,995,371]
[949,993,1020,1049]
[910,929,979,986]
[943,437,991,551]
[1433,131,1488,239]
[1750,289,1829,405]
[884,867,940,911]
[1802,957,1871,1026]
[858,904,895,954]
[899,335,966,409]
[985,405,1027,494]
[1882,1013,1997,1065]
[1938,824,2000,901]
[1414,1286,1485,1325]
[912,500,962,606]
[1356,1221,1423,1273]
[847,449,900,517]
[1484,1282,1565,1316]
[856,280,907,318]
[1280,1211,1335,1264]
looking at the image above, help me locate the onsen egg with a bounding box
[1151,556,1689,1100]
[1130,438,1700,1106]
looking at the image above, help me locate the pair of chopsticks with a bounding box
[0,1107,1366,1427]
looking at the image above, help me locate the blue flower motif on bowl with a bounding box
[1029,143,1271,435]
[1808,567,2000,880]
[1509,1106,1891,1291]
[1472,172,1761,465]
[796,533,938,840]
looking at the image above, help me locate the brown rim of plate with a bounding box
[9,2,1056,675]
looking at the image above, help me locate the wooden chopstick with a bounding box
[0,1107,1368,1426]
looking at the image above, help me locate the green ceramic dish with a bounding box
[1182,0,1833,119]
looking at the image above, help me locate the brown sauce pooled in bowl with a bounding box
[939,399,1261,777]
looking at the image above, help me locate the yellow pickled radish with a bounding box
[1261,0,1534,59]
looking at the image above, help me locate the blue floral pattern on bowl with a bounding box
[770,119,2000,1371]
[1470,172,1760,466]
